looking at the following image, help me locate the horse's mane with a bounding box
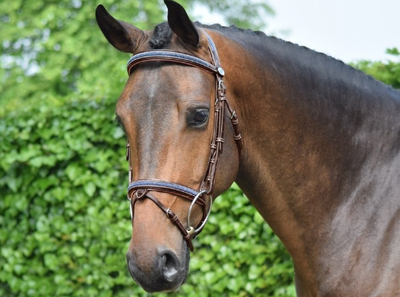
[148,21,267,49]
[148,22,358,77]
[148,21,399,99]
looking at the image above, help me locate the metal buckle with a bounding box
[123,30,241,251]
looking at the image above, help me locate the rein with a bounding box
[125,30,242,251]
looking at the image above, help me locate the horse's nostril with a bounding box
[159,250,180,283]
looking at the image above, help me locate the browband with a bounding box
[124,29,241,251]
[127,51,219,75]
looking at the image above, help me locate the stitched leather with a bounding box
[125,30,242,251]
[128,180,205,205]
[132,191,195,251]
[127,51,218,75]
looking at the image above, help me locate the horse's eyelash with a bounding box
[114,116,126,132]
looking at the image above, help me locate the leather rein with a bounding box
[125,30,242,251]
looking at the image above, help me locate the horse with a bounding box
[95,0,400,295]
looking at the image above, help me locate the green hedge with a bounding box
[2,0,398,294]
[2,49,399,297]
[352,48,400,89]
[0,96,295,297]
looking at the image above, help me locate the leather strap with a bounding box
[125,29,242,251]
[128,180,205,205]
[127,51,218,75]
[131,191,195,251]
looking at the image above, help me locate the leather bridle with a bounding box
[125,30,242,251]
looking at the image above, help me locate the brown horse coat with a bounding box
[96,1,400,295]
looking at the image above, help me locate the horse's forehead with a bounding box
[118,67,172,109]
[116,65,212,127]
[130,68,164,101]
[122,64,211,99]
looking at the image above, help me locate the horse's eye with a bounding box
[188,109,209,127]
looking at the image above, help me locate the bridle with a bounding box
[125,30,242,251]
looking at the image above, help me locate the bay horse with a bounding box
[95,0,400,295]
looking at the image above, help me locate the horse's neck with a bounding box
[227,34,400,288]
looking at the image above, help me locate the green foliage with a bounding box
[0,97,295,296]
[0,97,131,297]
[352,48,400,89]
[0,0,138,114]
[181,184,296,297]
[3,0,399,296]
[193,0,274,30]
[0,0,273,115]
[1,2,290,296]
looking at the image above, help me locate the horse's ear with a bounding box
[95,5,144,53]
[164,0,199,48]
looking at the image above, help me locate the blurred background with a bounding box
[1,0,399,296]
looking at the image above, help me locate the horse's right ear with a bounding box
[95,5,144,53]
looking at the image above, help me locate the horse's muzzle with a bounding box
[126,247,188,292]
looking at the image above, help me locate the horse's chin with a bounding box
[126,245,190,293]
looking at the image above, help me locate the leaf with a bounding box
[386,47,400,56]
[65,163,84,181]
[72,246,86,258]
[84,182,96,197]
[44,253,58,270]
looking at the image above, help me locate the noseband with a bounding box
[125,30,242,251]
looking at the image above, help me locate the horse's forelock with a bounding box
[149,22,173,49]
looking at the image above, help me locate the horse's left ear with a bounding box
[164,0,199,48]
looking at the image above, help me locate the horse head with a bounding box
[96,0,240,292]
